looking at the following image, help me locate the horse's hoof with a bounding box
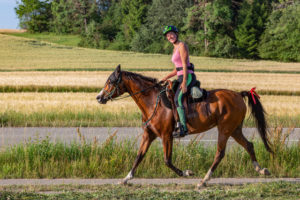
[118,180,128,185]
[260,168,271,176]
[197,182,207,189]
[183,170,194,177]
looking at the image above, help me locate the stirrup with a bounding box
[173,130,188,138]
[173,122,188,138]
[174,122,180,132]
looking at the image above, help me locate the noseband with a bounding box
[102,72,122,101]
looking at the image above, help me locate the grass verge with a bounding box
[0,110,141,127]
[1,110,300,127]
[0,128,299,179]
[0,182,299,200]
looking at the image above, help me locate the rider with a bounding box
[161,25,196,138]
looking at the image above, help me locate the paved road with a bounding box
[0,127,299,148]
[0,178,299,186]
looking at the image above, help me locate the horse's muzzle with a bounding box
[96,95,107,104]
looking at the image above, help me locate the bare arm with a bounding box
[179,42,189,93]
[161,68,177,82]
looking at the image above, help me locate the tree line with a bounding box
[15,0,300,61]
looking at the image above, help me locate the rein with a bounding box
[113,82,163,101]
[142,89,166,127]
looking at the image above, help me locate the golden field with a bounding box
[0,29,26,33]
[1,93,299,118]
[1,34,300,72]
[1,71,300,92]
[0,93,135,114]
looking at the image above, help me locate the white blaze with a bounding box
[98,89,104,97]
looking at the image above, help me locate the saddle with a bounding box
[165,79,208,121]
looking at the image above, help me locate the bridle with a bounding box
[101,72,123,101]
[102,71,164,101]
[101,71,166,127]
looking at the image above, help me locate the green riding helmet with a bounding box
[163,25,178,36]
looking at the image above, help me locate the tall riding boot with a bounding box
[173,107,188,138]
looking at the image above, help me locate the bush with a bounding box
[78,21,100,48]
[108,32,130,51]
[209,34,238,58]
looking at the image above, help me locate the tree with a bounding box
[15,0,52,32]
[121,0,150,41]
[184,0,237,57]
[234,0,271,58]
[79,0,119,48]
[51,0,76,33]
[51,0,102,34]
[258,2,300,61]
[73,0,101,34]
[131,0,193,53]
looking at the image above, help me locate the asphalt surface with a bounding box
[0,127,299,148]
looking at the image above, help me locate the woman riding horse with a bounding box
[96,64,272,188]
[161,25,197,138]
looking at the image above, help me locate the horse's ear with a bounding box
[116,64,121,72]
[115,64,121,76]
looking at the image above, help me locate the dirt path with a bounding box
[0,178,299,186]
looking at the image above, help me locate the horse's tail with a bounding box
[240,89,273,154]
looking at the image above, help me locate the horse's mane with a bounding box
[123,71,158,85]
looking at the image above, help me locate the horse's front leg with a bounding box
[119,130,156,185]
[162,135,194,177]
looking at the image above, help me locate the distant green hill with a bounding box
[1,33,300,73]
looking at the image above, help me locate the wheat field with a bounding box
[1,71,300,93]
[1,92,299,118]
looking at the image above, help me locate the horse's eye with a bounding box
[109,79,116,85]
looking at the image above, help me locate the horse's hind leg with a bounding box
[231,125,270,176]
[120,130,156,184]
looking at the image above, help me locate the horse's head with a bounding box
[96,64,126,104]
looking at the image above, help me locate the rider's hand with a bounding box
[161,77,168,83]
[180,83,187,93]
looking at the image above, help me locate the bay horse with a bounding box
[96,65,272,188]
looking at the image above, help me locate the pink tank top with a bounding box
[171,48,193,76]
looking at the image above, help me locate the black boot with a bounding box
[173,122,188,138]
[173,107,189,138]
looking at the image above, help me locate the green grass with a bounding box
[1,109,300,127]
[0,110,142,127]
[1,33,300,72]
[0,128,299,179]
[0,182,299,200]
[6,32,81,47]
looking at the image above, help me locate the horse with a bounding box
[96,65,272,188]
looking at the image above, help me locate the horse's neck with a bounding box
[124,78,159,118]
